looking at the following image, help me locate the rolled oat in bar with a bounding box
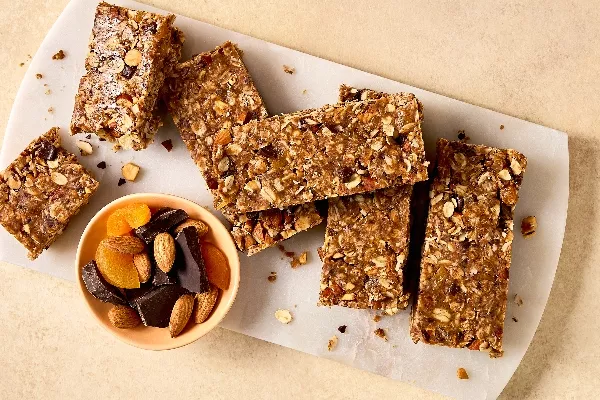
[164,42,322,255]
[71,2,182,150]
[319,186,413,314]
[410,138,527,357]
[212,93,428,213]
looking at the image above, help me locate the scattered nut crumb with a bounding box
[122,162,140,181]
[521,216,537,238]
[500,124,505,130]
[373,315,382,323]
[35,73,43,79]
[338,325,347,334]
[457,367,469,379]
[374,328,387,341]
[117,178,126,187]
[302,89,308,95]
[97,161,107,169]
[52,50,65,60]
[327,335,338,351]
[267,272,277,283]
[86,134,91,139]
[19,62,25,67]
[514,294,523,306]
[512,316,518,322]
[47,107,54,113]
[76,140,93,155]
[45,89,51,95]
[275,309,292,324]
[161,139,173,152]
[283,65,295,74]
[290,251,308,268]
[278,244,295,259]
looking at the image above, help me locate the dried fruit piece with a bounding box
[457,368,469,379]
[108,305,141,329]
[194,285,219,323]
[175,227,210,293]
[133,253,152,283]
[107,209,132,236]
[81,260,126,305]
[275,309,292,324]
[169,294,195,337]
[122,162,140,181]
[201,242,230,290]
[174,219,209,237]
[122,203,151,229]
[102,236,145,254]
[95,242,140,289]
[154,232,176,273]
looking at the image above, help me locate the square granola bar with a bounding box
[70,2,181,150]
[0,128,100,259]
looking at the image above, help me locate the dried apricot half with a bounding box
[201,242,230,290]
[123,203,151,229]
[95,242,140,289]
[106,209,131,236]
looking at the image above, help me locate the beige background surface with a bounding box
[1,1,598,399]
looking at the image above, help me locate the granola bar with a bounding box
[410,138,527,357]
[212,93,428,213]
[0,128,100,259]
[319,186,413,314]
[70,2,180,150]
[164,42,323,255]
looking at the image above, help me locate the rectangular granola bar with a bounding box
[319,185,413,314]
[0,128,100,259]
[164,42,322,255]
[212,93,428,213]
[410,138,527,357]
[70,2,181,150]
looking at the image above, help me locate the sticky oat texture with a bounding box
[410,138,527,358]
[164,41,322,255]
[0,128,99,259]
[70,2,182,150]
[211,93,428,213]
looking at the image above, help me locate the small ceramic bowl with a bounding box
[75,193,240,350]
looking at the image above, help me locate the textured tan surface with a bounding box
[0,1,598,399]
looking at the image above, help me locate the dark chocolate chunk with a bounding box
[174,227,210,293]
[161,139,173,152]
[135,208,189,244]
[125,285,153,307]
[81,260,126,305]
[152,267,178,286]
[37,140,58,161]
[121,65,136,79]
[97,161,106,169]
[118,178,126,186]
[86,134,91,139]
[338,325,347,334]
[131,285,188,327]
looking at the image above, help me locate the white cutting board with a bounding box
[0,0,569,398]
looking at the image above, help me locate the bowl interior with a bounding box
[75,193,240,350]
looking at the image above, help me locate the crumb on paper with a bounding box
[278,244,295,259]
[374,328,387,341]
[52,50,65,60]
[290,251,308,268]
[457,368,469,379]
[338,325,347,334]
[122,162,140,182]
[19,62,25,67]
[373,315,382,323]
[76,140,93,156]
[45,89,51,95]
[35,73,43,79]
[327,335,338,351]
[302,89,308,95]
[86,134,91,139]
[283,65,295,74]
[47,107,54,113]
[97,161,106,169]
[267,272,277,283]
[99,138,106,142]
[514,294,523,306]
[521,216,537,238]
[512,316,518,322]
[161,139,173,152]
[500,124,505,130]
[457,130,470,141]
[117,178,126,187]
[275,309,292,324]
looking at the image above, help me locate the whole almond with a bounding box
[194,285,219,324]
[174,219,209,237]
[102,236,145,254]
[154,232,175,273]
[108,305,141,329]
[133,252,152,283]
[169,294,194,337]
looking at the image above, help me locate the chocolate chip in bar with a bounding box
[36,140,58,161]
[131,285,188,327]
[152,266,178,286]
[135,207,189,244]
[81,260,126,305]
[174,226,210,294]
